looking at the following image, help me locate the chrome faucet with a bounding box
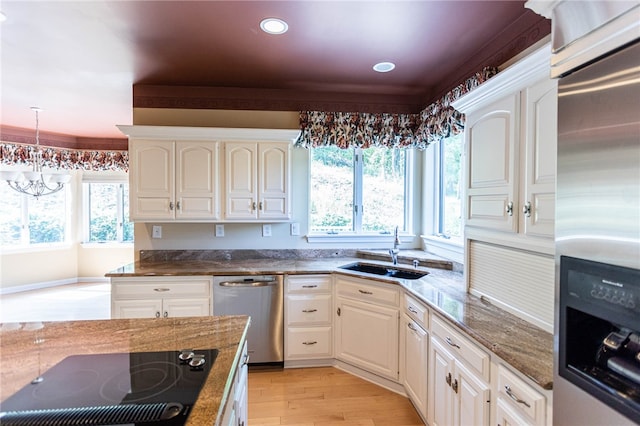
[389,226,400,265]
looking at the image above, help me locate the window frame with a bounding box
[81,171,133,245]
[421,136,464,263]
[307,146,415,243]
[0,175,72,250]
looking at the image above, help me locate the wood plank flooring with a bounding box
[249,366,424,426]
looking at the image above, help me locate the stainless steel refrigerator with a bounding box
[554,38,640,425]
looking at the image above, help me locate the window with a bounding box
[438,133,463,240]
[309,146,411,236]
[0,184,69,247]
[83,182,133,243]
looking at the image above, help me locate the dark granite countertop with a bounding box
[105,249,553,390]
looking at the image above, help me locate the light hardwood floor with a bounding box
[249,366,423,426]
[1,283,424,425]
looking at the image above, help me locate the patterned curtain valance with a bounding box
[295,67,498,150]
[0,143,129,172]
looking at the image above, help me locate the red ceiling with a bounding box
[0,1,549,144]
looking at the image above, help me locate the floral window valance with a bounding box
[0,143,129,172]
[295,67,498,150]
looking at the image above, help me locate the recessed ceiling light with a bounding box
[0,12,7,23]
[260,18,288,35]
[373,62,396,73]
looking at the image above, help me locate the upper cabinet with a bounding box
[224,142,291,220]
[453,44,557,254]
[118,126,299,223]
[129,139,219,221]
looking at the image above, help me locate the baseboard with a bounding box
[0,277,109,295]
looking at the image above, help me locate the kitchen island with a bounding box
[0,315,250,426]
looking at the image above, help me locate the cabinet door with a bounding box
[113,299,163,319]
[129,140,175,220]
[335,297,399,381]
[164,298,211,318]
[465,94,519,232]
[258,143,290,220]
[521,78,557,239]
[430,337,455,426]
[176,141,219,220]
[455,362,490,426]
[225,142,257,219]
[402,315,428,420]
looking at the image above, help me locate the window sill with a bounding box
[80,242,134,249]
[0,243,73,255]
[421,234,464,265]
[307,233,413,244]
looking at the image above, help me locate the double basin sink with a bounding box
[339,262,428,280]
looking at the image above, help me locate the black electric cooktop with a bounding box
[0,349,218,426]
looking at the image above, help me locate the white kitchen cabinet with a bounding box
[401,293,429,422]
[129,139,219,221]
[429,314,490,426]
[110,276,212,319]
[495,364,547,426]
[453,45,556,253]
[224,141,291,220]
[284,274,333,363]
[334,275,400,381]
[220,340,249,426]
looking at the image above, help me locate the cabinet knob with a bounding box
[452,378,459,394]
[522,201,531,218]
[163,311,168,318]
[176,201,181,211]
[252,201,257,211]
[505,201,514,216]
[259,201,263,211]
[445,372,452,386]
[169,201,174,211]
[155,311,161,318]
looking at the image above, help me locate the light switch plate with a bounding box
[290,222,300,236]
[152,225,162,239]
[262,224,272,237]
[215,224,225,237]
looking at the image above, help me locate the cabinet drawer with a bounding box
[336,277,400,307]
[112,277,212,299]
[286,327,332,359]
[497,365,546,424]
[286,275,332,293]
[431,315,490,381]
[287,295,332,325]
[404,293,429,329]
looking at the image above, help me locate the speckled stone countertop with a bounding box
[106,249,553,390]
[0,316,250,426]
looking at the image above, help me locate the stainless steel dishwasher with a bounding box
[213,275,284,365]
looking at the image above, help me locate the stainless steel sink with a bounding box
[338,262,428,280]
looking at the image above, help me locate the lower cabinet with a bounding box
[221,340,249,426]
[110,276,212,319]
[429,314,491,426]
[284,274,333,362]
[495,364,547,426]
[334,275,400,381]
[402,313,429,421]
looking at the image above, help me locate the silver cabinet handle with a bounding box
[302,309,317,313]
[522,201,531,217]
[163,311,168,318]
[252,201,257,211]
[505,385,531,407]
[302,341,317,345]
[219,280,278,287]
[259,201,263,211]
[358,289,373,295]
[445,372,452,386]
[408,322,417,331]
[154,288,170,292]
[169,201,174,211]
[176,201,181,210]
[302,285,318,288]
[505,201,514,216]
[408,306,418,314]
[446,336,461,349]
[452,378,459,394]
[155,311,161,318]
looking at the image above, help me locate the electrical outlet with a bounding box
[215,224,225,237]
[290,222,300,236]
[262,224,272,237]
[152,225,162,239]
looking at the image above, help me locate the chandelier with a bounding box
[0,107,70,198]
